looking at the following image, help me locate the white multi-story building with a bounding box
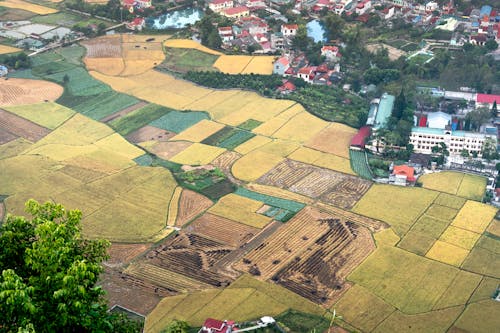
[410,127,497,156]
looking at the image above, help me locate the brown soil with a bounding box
[105,243,151,267]
[0,8,34,20]
[0,109,50,142]
[175,189,213,227]
[0,78,63,106]
[81,35,122,58]
[185,212,259,247]
[0,128,18,145]
[127,125,175,144]
[148,141,192,160]
[101,101,148,123]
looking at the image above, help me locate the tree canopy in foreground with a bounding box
[0,200,140,333]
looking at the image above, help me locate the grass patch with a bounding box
[71,91,139,121]
[49,67,111,96]
[238,119,262,131]
[275,310,330,333]
[160,47,220,73]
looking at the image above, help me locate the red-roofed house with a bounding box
[297,67,314,83]
[223,6,250,18]
[126,17,145,31]
[391,165,416,185]
[476,93,500,108]
[350,126,372,150]
[200,318,236,333]
[321,45,340,61]
[246,0,266,9]
[278,80,296,94]
[218,26,234,42]
[281,24,298,37]
[209,0,233,13]
[355,0,371,15]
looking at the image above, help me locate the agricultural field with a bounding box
[159,47,219,73]
[352,184,438,236]
[213,55,274,75]
[3,102,74,129]
[234,207,375,306]
[418,171,486,201]
[0,78,63,106]
[0,44,21,54]
[0,0,58,14]
[305,122,357,158]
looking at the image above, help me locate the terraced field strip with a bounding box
[125,262,212,292]
[316,202,388,232]
[100,101,148,123]
[0,109,50,142]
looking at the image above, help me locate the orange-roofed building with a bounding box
[391,165,416,185]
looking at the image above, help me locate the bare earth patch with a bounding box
[0,78,63,106]
[175,189,213,227]
[127,126,175,144]
[105,243,152,267]
[0,109,50,142]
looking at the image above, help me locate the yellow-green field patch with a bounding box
[170,119,225,143]
[454,300,500,333]
[231,150,284,182]
[461,246,500,278]
[426,240,470,266]
[3,102,74,129]
[434,192,466,209]
[452,200,497,233]
[234,135,272,155]
[439,226,481,250]
[169,143,225,165]
[208,193,271,228]
[433,270,482,309]
[352,185,438,236]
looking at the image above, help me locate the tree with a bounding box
[485,39,498,52]
[460,149,470,158]
[162,320,190,333]
[492,100,498,118]
[0,200,140,332]
[465,107,492,131]
[481,137,499,162]
[291,25,311,51]
[392,89,407,120]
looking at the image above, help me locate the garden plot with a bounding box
[0,78,63,106]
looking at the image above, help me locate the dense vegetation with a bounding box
[0,52,31,70]
[184,71,369,128]
[0,200,141,332]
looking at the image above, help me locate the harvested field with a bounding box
[0,8,34,20]
[235,207,374,305]
[82,35,121,58]
[105,243,151,267]
[210,150,241,174]
[0,78,63,106]
[352,184,438,236]
[164,39,222,55]
[186,212,259,247]
[174,189,213,227]
[258,159,371,209]
[142,141,192,160]
[126,126,175,144]
[305,123,357,158]
[0,0,58,14]
[0,109,50,142]
[145,232,235,287]
[0,128,18,145]
[84,57,125,76]
[3,102,74,130]
[209,193,271,228]
[0,44,21,54]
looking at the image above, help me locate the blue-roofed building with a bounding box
[480,5,492,18]
[0,65,7,76]
[366,93,395,130]
[410,126,497,156]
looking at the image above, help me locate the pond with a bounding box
[146,8,203,30]
[306,19,327,43]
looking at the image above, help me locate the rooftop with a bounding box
[374,93,395,130]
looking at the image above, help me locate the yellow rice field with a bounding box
[166,187,182,226]
[234,135,272,155]
[272,112,329,142]
[208,193,271,228]
[169,143,225,165]
[451,200,497,233]
[0,0,58,14]
[426,240,470,267]
[258,139,300,157]
[288,146,354,174]
[164,39,222,55]
[305,122,357,158]
[170,120,225,142]
[3,102,74,130]
[231,150,284,182]
[213,55,275,75]
[0,44,21,55]
[241,56,275,74]
[84,58,125,76]
[439,226,481,250]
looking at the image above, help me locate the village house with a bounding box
[218,26,234,43]
[122,0,152,9]
[355,0,372,15]
[209,0,234,13]
[125,17,145,31]
[273,56,290,75]
[281,24,298,37]
[321,45,341,61]
[277,80,296,94]
[297,66,315,83]
[222,6,250,18]
[246,0,267,10]
[390,165,416,186]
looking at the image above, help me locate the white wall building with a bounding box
[410,127,496,156]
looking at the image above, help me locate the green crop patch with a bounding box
[275,310,330,333]
[48,67,111,96]
[110,104,174,136]
[150,110,209,133]
[238,119,262,131]
[73,92,139,121]
[235,187,305,213]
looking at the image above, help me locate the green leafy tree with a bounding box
[466,107,492,131]
[392,89,407,120]
[491,100,498,118]
[0,200,140,333]
[162,320,190,333]
[481,137,499,162]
